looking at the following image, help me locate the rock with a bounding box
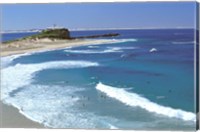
[74,33,120,39]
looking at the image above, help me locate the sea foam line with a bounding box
[64,46,137,54]
[1,60,99,99]
[96,82,196,122]
[64,48,123,54]
[76,38,137,47]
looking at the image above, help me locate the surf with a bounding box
[96,82,196,122]
[64,46,137,54]
[1,60,99,99]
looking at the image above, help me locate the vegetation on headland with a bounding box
[3,28,71,44]
[30,28,71,39]
[2,28,120,44]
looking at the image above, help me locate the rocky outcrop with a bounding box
[74,33,120,39]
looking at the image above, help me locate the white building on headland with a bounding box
[46,24,64,30]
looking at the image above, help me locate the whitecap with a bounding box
[96,82,196,122]
[1,53,32,68]
[64,46,137,54]
[1,60,99,99]
[64,48,122,54]
[88,45,99,48]
[97,38,137,44]
[149,48,157,53]
[108,123,118,129]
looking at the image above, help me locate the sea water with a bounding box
[1,29,197,130]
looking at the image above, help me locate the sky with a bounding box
[1,2,197,31]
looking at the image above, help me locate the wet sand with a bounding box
[0,102,44,128]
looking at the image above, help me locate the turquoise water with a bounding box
[1,29,197,130]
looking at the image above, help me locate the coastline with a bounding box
[1,39,118,57]
[0,38,119,128]
[0,101,44,128]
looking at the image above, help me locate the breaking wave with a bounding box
[64,46,137,54]
[1,60,99,99]
[96,82,196,122]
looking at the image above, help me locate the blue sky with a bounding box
[2,2,197,31]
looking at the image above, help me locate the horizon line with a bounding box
[1,27,195,33]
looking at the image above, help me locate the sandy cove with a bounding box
[1,38,118,57]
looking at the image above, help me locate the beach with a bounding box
[1,38,118,57]
[0,102,44,128]
[0,38,120,128]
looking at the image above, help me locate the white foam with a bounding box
[96,82,196,122]
[1,53,32,68]
[4,82,118,128]
[149,48,157,53]
[108,123,118,129]
[64,46,137,54]
[81,38,137,46]
[64,48,122,54]
[1,60,99,99]
[88,45,99,48]
[97,38,137,44]
[107,46,137,50]
[5,84,84,128]
[114,39,138,43]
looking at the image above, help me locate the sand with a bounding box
[0,102,44,128]
[0,38,118,128]
[1,38,118,57]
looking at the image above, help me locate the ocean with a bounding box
[1,29,197,130]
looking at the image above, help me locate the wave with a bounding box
[96,82,196,122]
[64,49,116,54]
[107,123,118,129]
[1,53,32,68]
[149,48,157,53]
[1,60,99,99]
[113,38,138,43]
[64,46,137,54]
[107,46,137,50]
[64,48,123,54]
[88,45,99,48]
[2,59,123,128]
[81,38,137,46]
[3,83,119,128]
[97,38,137,44]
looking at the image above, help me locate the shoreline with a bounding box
[0,101,45,128]
[1,39,119,57]
[0,38,119,128]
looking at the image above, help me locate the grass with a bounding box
[2,28,71,44]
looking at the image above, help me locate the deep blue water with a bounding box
[2,32,38,42]
[1,29,197,130]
